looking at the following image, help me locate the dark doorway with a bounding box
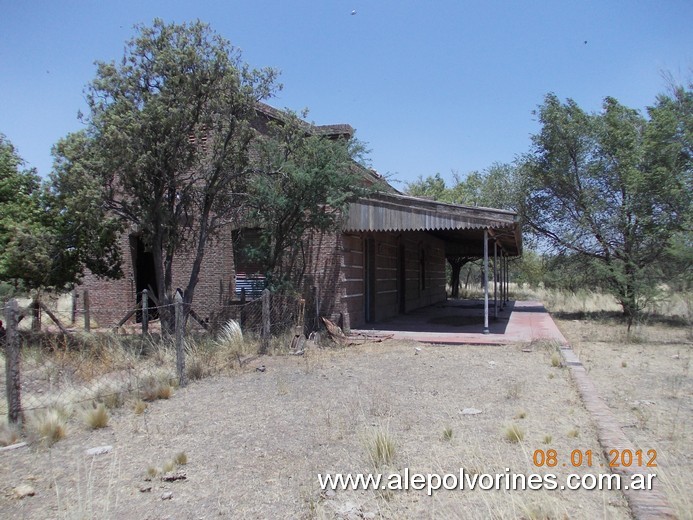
[364,237,376,323]
[131,235,159,322]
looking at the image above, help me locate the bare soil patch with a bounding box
[555,318,692,519]
[1,338,631,519]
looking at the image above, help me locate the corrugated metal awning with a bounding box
[343,192,522,256]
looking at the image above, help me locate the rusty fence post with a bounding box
[83,289,91,332]
[4,298,23,425]
[142,289,149,335]
[175,292,187,387]
[260,288,270,354]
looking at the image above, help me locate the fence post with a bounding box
[260,288,270,354]
[4,299,23,425]
[31,295,41,332]
[142,289,149,335]
[175,291,187,387]
[83,289,91,332]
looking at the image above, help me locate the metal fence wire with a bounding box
[1,289,306,423]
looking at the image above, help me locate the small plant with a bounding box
[504,424,525,443]
[162,460,176,473]
[548,373,555,379]
[174,451,188,465]
[0,422,20,447]
[621,360,628,368]
[186,359,206,381]
[156,384,173,400]
[442,427,453,441]
[567,427,580,438]
[543,435,553,444]
[102,391,125,409]
[85,403,109,429]
[139,376,173,401]
[147,466,158,478]
[30,408,68,446]
[368,429,396,467]
[506,381,524,400]
[133,399,148,415]
[550,352,562,367]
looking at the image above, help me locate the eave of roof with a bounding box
[344,192,522,256]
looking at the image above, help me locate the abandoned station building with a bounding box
[79,105,522,331]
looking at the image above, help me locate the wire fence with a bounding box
[1,289,307,424]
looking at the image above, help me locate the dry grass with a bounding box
[84,403,109,429]
[366,427,396,468]
[553,293,692,519]
[0,422,20,447]
[1,339,630,519]
[5,287,689,518]
[27,408,68,446]
[504,423,525,443]
[133,399,148,415]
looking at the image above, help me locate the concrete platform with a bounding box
[351,299,568,345]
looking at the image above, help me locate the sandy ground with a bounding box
[1,338,632,520]
[555,317,692,519]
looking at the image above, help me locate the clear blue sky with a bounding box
[1,1,691,189]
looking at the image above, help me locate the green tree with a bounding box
[0,134,119,293]
[57,19,279,329]
[245,110,370,290]
[522,90,692,326]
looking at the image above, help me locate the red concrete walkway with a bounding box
[351,300,568,345]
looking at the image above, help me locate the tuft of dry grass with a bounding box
[367,428,396,468]
[29,408,68,446]
[550,352,562,368]
[133,399,148,415]
[0,422,21,447]
[139,375,174,402]
[174,451,188,465]
[84,403,109,429]
[504,424,525,443]
[442,426,454,441]
[567,427,580,438]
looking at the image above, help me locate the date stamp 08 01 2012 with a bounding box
[533,449,657,469]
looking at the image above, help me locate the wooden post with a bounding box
[501,252,506,309]
[483,229,490,334]
[493,241,498,320]
[4,299,23,425]
[83,289,91,332]
[260,288,270,354]
[31,296,41,332]
[142,289,149,335]
[175,291,187,387]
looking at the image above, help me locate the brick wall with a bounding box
[78,227,235,328]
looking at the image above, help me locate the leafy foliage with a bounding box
[57,19,279,327]
[0,134,119,291]
[245,110,371,290]
[522,88,692,323]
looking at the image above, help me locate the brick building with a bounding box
[79,105,522,330]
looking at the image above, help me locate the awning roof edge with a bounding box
[343,192,522,257]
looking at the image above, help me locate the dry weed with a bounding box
[0,422,21,447]
[84,403,109,429]
[367,427,396,468]
[504,424,525,443]
[28,408,68,446]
